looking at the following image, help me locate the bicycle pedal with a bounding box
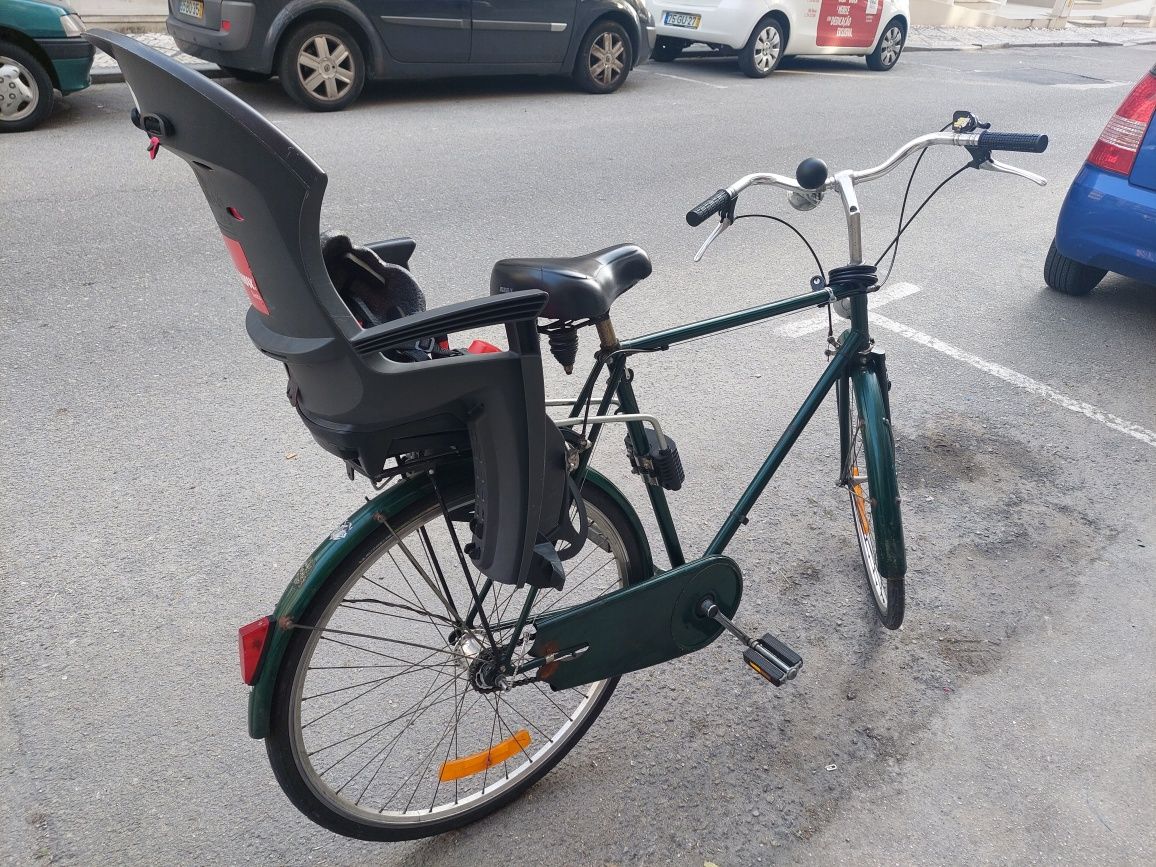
[743,634,803,686]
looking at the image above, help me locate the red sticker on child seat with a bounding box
[222,235,269,315]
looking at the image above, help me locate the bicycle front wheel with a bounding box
[841,368,907,629]
[265,477,649,840]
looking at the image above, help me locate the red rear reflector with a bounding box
[467,339,501,354]
[1088,72,1156,176]
[222,235,269,315]
[221,19,231,32]
[239,616,273,685]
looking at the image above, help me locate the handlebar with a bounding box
[686,189,732,227]
[685,129,1049,225]
[976,131,1049,153]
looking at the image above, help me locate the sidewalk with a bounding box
[89,26,1156,85]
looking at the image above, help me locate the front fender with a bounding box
[262,0,386,76]
[246,464,651,738]
[567,0,644,70]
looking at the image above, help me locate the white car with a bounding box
[647,0,909,77]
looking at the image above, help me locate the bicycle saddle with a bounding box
[490,244,652,321]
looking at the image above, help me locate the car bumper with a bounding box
[166,1,257,65]
[36,37,94,93]
[640,24,655,65]
[652,5,753,50]
[1056,164,1156,285]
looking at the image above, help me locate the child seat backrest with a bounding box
[87,30,579,590]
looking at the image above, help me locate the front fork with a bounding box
[836,342,891,487]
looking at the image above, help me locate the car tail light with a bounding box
[1087,70,1156,176]
[239,616,274,685]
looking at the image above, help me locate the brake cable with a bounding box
[874,121,957,288]
[732,213,827,284]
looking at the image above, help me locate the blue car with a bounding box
[1047,62,1156,295]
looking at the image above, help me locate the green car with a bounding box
[1,0,92,131]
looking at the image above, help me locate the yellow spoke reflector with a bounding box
[851,468,870,536]
[439,730,531,782]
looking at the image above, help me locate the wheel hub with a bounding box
[450,630,505,692]
[468,647,504,693]
[0,60,36,121]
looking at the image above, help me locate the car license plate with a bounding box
[664,11,701,29]
[178,0,203,19]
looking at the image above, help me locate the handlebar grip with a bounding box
[976,131,1049,154]
[686,189,732,227]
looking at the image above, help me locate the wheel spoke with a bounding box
[300,623,465,660]
[302,70,325,93]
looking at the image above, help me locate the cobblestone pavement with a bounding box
[89,25,1156,78]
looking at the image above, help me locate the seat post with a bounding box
[595,316,619,353]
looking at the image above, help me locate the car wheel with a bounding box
[0,41,54,133]
[220,65,273,83]
[737,18,784,79]
[866,19,905,71]
[1044,238,1106,296]
[651,37,684,63]
[574,20,633,94]
[278,22,365,112]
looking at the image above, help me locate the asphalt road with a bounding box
[2,45,1155,866]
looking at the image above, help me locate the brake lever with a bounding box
[693,215,733,262]
[977,157,1047,187]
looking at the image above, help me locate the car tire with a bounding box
[278,21,365,112]
[220,65,273,83]
[1044,238,1106,296]
[574,20,633,94]
[651,37,684,63]
[0,41,55,133]
[737,18,785,79]
[866,19,905,71]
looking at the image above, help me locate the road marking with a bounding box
[773,282,922,338]
[650,71,728,89]
[1053,81,1129,91]
[872,313,1156,449]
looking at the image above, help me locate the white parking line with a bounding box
[1054,81,1129,91]
[872,313,1156,449]
[773,281,922,338]
[649,71,729,89]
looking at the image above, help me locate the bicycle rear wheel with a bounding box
[265,477,648,840]
[839,368,906,628]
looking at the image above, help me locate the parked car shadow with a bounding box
[670,50,875,77]
[1029,273,1156,350]
[224,72,609,113]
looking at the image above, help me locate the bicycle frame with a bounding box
[565,279,880,571]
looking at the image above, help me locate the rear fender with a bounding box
[245,463,651,738]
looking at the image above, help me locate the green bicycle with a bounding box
[249,120,1048,839]
[88,29,1050,843]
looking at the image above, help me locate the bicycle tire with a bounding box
[265,476,649,840]
[843,368,906,628]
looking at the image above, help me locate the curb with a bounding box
[91,63,225,84]
[906,39,1111,51]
